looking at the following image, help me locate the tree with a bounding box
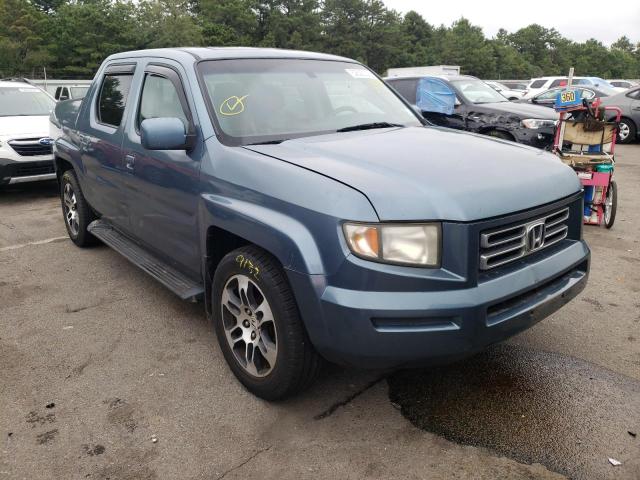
[0,0,638,80]
[440,18,496,77]
[0,0,52,77]
[137,0,203,48]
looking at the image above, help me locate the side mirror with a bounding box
[140,117,188,150]
[454,98,462,107]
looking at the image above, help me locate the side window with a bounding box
[529,80,547,89]
[55,87,62,100]
[537,89,559,101]
[549,79,567,88]
[97,74,133,127]
[627,89,640,100]
[389,79,418,104]
[137,74,188,128]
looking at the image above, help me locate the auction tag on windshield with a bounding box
[345,69,376,79]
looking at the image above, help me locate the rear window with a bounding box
[529,80,547,89]
[0,86,55,117]
[97,74,133,127]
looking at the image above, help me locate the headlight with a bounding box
[343,222,441,267]
[521,118,557,129]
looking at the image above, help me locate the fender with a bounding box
[199,193,324,275]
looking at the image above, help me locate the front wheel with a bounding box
[604,180,617,229]
[486,130,514,142]
[212,245,321,400]
[60,170,97,247]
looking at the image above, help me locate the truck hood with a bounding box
[244,126,580,222]
[470,101,559,120]
[0,115,50,138]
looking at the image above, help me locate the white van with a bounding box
[0,80,57,186]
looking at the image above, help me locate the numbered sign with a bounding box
[554,88,582,110]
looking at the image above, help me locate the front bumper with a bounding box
[289,243,588,368]
[513,127,555,149]
[287,193,589,369]
[0,157,56,186]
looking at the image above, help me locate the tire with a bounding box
[617,118,636,144]
[60,170,97,247]
[212,245,321,400]
[486,130,514,141]
[604,180,617,229]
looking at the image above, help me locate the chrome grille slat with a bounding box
[480,207,570,270]
[8,139,53,157]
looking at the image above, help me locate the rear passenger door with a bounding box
[121,62,202,277]
[79,63,137,231]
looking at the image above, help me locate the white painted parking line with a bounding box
[0,236,69,252]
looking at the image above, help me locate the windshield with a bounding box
[198,59,421,146]
[451,79,508,104]
[0,86,55,116]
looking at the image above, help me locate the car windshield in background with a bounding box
[0,87,55,116]
[198,59,421,146]
[452,79,508,104]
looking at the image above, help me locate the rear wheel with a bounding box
[212,245,321,400]
[60,170,97,247]
[604,181,617,229]
[617,118,636,144]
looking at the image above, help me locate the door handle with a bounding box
[78,134,90,149]
[124,154,136,171]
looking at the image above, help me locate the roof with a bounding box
[385,74,477,82]
[106,47,355,64]
[530,76,587,80]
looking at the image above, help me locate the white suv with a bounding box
[0,80,57,186]
[523,76,623,99]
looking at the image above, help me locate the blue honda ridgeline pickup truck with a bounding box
[50,48,590,400]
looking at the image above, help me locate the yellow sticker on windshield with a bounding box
[219,95,248,116]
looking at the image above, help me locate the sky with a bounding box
[382,0,640,46]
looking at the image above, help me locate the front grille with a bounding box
[480,208,569,270]
[8,138,53,157]
[15,163,55,177]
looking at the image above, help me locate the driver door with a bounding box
[120,62,203,276]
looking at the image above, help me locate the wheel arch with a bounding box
[479,127,516,141]
[200,194,326,319]
[54,156,74,183]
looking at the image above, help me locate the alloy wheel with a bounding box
[63,182,80,236]
[618,122,630,142]
[220,274,278,377]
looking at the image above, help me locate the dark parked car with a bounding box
[601,86,640,143]
[50,48,589,399]
[386,75,558,148]
[519,86,614,108]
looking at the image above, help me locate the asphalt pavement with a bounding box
[1,145,639,480]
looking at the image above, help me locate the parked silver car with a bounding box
[600,86,640,143]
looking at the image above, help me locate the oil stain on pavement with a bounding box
[388,344,640,480]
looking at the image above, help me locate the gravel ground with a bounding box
[1,145,638,480]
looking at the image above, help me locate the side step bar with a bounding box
[88,220,204,302]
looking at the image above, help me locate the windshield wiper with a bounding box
[336,122,404,133]
[246,139,287,145]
